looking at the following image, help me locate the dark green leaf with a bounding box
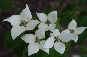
[55,20,60,30]
[4,31,23,49]
[78,15,87,26]
[81,54,87,57]
[44,8,54,15]
[13,41,27,57]
[0,0,14,11]
[80,46,87,52]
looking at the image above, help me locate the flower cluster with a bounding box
[3,4,86,56]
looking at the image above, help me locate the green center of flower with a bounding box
[21,20,28,27]
[55,36,60,42]
[69,29,74,33]
[45,20,50,25]
[35,37,40,43]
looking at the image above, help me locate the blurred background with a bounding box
[0,0,87,57]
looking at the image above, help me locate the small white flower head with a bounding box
[43,29,66,54]
[63,19,86,42]
[21,31,47,56]
[3,4,40,40]
[43,36,65,54]
[3,15,26,40]
[50,29,72,42]
[68,19,86,35]
[37,11,57,32]
[3,4,33,27]
[20,4,40,30]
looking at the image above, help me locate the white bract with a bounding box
[3,4,39,40]
[3,15,26,40]
[37,11,57,32]
[43,29,74,54]
[63,19,86,42]
[21,29,49,56]
[43,29,72,54]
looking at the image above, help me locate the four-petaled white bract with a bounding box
[43,29,73,54]
[2,4,87,56]
[21,29,49,56]
[3,4,39,40]
[62,19,86,42]
[37,11,57,32]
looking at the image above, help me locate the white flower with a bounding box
[43,29,73,54]
[3,4,39,40]
[3,15,26,40]
[43,36,65,54]
[20,4,40,30]
[21,29,48,56]
[36,11,57,32]
[51,29,72,42]
[43,29,71,54]
[63,19,86,42]
[21,34,39,56]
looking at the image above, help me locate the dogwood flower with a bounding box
[43,29,72,54]
[3,4,39,40]
[21,29,49,56]
[63,19,86,42]
[36,11,57,32]
[3,15,26,40]
[20,4,40,30]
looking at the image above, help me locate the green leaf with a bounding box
[81,54,87,57]
[55,20,60,30]
[58,3,79,24]
[0,0,14,11]
[78,15,87,26]
[80,46,87,52]
[23,47,28,56]
[4,31,23,49]
[44,8,54,15]
[65,41,72,52]
[76,15,87,44]
[22,47,46,57]
[58,0,64,3]
[13,41,27,57]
